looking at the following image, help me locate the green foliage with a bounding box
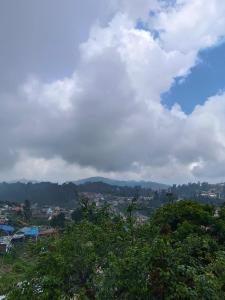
[6,201,225,299]
[0,182,79,207]
[23,199,32,222]
[50,212,66,228]
[0,243,37,295]
[71,208,83,223]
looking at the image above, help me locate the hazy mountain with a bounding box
[73,177,169,190]
[7,178,41,184]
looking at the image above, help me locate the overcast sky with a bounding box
[1,0,225,184]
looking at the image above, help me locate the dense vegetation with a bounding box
[0,182,154,207]
[4,200,225,299]
[0,182,79,207]
[171,183,225,205]
[0,242,39,296]
[1,181,225,208]
[76,182,154,197]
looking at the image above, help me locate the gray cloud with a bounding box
[0,0,114,92]
[1,0,225,183]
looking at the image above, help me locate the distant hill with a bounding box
[75,181,151,197]
[0,182,79,208]
[73,177,169,190]
[0,178,168,207]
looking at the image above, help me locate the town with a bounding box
[1,179,225,255]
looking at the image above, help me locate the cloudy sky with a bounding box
[1,0,225,184]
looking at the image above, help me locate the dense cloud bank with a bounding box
[1,0,225,183]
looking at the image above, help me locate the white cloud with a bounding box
[1,0,225,184]
[155,0,225,52]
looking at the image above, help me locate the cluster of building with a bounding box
[31,205,73,221]
[80,192,133,211]
[81,192,153,221]
[0,201,73,222]
[0,224,57,254]
[0,202,65,255]
[199,190,221,199]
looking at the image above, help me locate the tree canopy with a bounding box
[7,200,225,299]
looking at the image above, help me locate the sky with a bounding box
[162,42,225,113]
[1,0,225,184]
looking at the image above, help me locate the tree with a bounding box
[71,208,83,223]
[23,199,32,222]
[7,200,225,299]
[50,212,65,228]
[166,191,176,204]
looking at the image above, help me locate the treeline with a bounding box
[76,181,154,197]
[170,182,225,205]
[1,181,224,209]
[0,182,79,207]
[0,182,157,207]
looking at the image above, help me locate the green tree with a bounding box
[50,212,65,228]
[7,200,225,300]
[23,199,32,222]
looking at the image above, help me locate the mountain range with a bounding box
[73,177,169,190]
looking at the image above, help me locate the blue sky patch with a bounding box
[136,19,160,39]
[162,42,225,114]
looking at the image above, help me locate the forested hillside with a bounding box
[0,182,79,207]
[0,181,156,207]
[76,181,154,197]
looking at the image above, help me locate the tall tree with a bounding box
[23,199,32,222]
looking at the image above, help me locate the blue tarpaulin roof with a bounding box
[19,227,39,237]
[0,225,15,233]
